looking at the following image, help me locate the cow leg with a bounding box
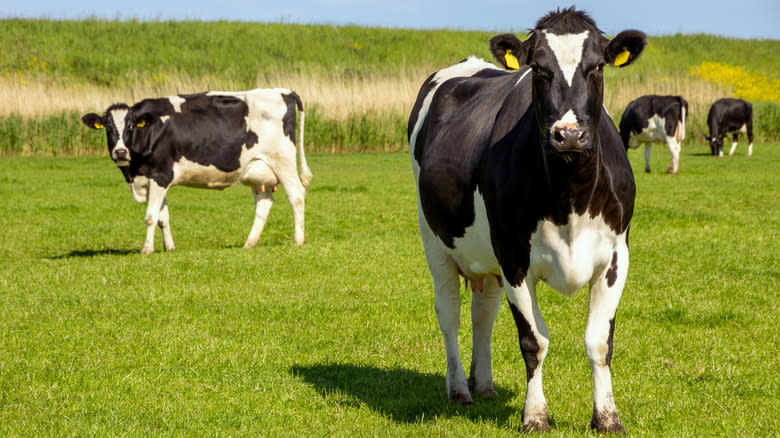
[419,218,471,403]
[158,199,175,251]
[274,162,307,246]
[728,133,739,156]
[643,143,652,173]
[244,188,274,248]
[505,278,550,432]
[746,123,754,156]
[141,181,169,254]
[585,241,629,434]
[666,137,680,174]
[468,275,502,398]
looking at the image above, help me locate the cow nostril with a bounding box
[554,130,565,143]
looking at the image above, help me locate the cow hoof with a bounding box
[141,246,155,255]
[448,390,474,405]
[644,169,650,173]
[591,413,625,434]
[522,419,550,433]
[477,388,498,399]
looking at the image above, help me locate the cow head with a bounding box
[490,8,645,154]
[82,104,133,167]
[708,136,724,156]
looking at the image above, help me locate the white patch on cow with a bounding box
[107,108,131,164]
[168,95,186,112]
[529,213,618,297]
[628,114,666,148]
[449,190,500,278]
[160,115,170,123]
[551,109,579,132]
[409,57,501,176]
[543,30,589,87]
[171,157,241,189]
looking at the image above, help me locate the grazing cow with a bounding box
[82,89,312,254]
[706,97,754,156]
[408,8,645,433]
[619,95,688,173]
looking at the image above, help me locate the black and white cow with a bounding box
[706,97,754,157]
[82,88,312,254]
[409,8,645,433]
[619,95,688,173]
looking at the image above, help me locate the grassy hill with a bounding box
[1,19,779,154]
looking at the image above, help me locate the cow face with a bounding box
[490,10,645,154]
[82,104,133,167]
[708,136,724,156]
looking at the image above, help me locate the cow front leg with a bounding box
[586,242,629,434]
[244,188,274,248]
[469,275,502,398]
[643,143,652,173]
[141,181,168,254]
[158,199,175,251]
[505,278,550,432]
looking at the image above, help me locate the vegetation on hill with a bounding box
[1,19,778,154]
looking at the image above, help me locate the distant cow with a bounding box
[409,7,645,434]
[707,97,753,156]
[82,89,312,254]
[619,95,687,173]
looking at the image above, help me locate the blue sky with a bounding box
[2,0,779,40]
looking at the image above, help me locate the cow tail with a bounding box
[292,92,313,190]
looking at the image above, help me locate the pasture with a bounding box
[1,145,778,436]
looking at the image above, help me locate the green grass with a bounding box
[1,144,778,436]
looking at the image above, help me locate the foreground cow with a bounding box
[82,89,312,254]
[619,95,687,173]
[706,97,754,156]
[409,8,645,433]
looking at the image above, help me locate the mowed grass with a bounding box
[0,145,778,436]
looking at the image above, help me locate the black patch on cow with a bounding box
[126,93,251,188]
[408,71,439,150]
[606,316,616,367]
[535,7,601,34]
[282,92,303,145]
[507,300,540,382]
[707,97,753,156]
[605,251,618,287]
[245,129,259,149]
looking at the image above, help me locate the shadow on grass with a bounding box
[48,248,139,258]
[290,363,519,425]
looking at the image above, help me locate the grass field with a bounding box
[1,142,778,436]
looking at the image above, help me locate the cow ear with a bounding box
[82,113,105,130]
[490,33,529,70]
[605,30,646,68]
[134,112,157,129]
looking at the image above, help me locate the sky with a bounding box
[2,0,779,40]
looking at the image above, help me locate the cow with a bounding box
[619,95,688,173]
[408,8,645,433]
[82,88,312,254]
[706,97,754,157]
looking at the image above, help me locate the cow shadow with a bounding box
[290,362,518,425]
[48,248,138,259]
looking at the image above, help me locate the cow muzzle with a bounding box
[551,125,591,152]
[113,147,131,167]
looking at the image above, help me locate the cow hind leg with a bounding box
[244,188,274,248]
[643,143,652,173]
[158,199,175,251]
[585,243,629,433]
[468,275,502,398]
[271,157,307,246]
[505,279,550,432]
[141,181,169,254]
[666,137,680,174]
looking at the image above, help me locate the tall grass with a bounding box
[1,19,778,154]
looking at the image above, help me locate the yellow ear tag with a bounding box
[136,120,146,128]
[504,49,520,70]
[613,48,630,67]
[94,122,104,129]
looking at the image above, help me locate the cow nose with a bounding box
[115,149,128,160]
[552,126,590,151]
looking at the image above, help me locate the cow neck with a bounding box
[119,166,133,184]
[538,142,601,224]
